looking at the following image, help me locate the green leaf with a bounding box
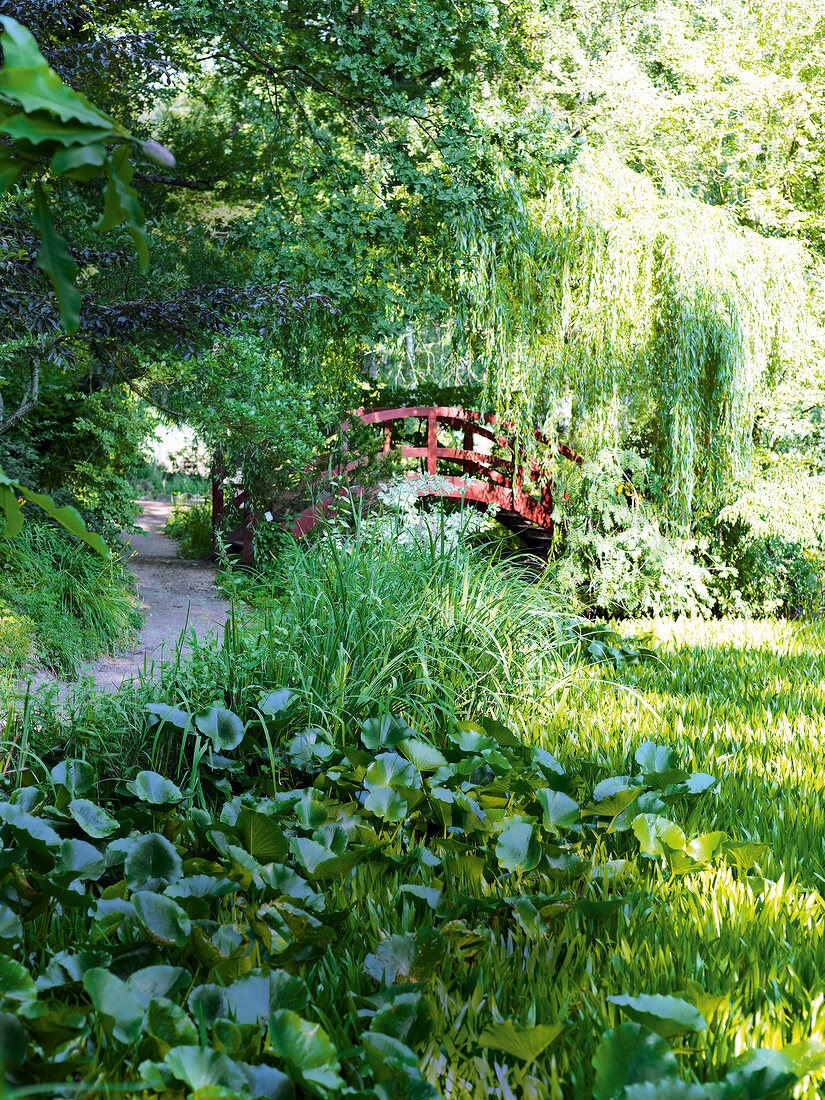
[145,702,190,730]
[685,831,727,863]
[133,891,192,947]
[32,181,80,333]
[608,994,706,1039]
[536,789,579,831]
[362,714,415,751]
[146,997,198,1054]
[0,956,34,1003]
[635,742,678,774]
[398,739,447,770]
[237,807,288,862]
[68,798,120,838]
[478,1019,563,1063]
[592,1023,678,1100]
[51,141,106,179]
[128,965,189,1008]
[0,904,23,943]
[364,753,419,790]
[625,1081,707,1098]
[83,967,144,1044]
[259,688,294,717]
[51,759,95,796]
[165,1045,248,1091]
[0,802,60,849]
[632,815,687,858]
[0,17,50,68]
[0,1011,27,1070]
[268,1009,346,1092]
[96,146,148,269]
[125,833,183,892]
[0,149,23,194]
[55,838,105,881]
[363,786,409,822]
[126,770,185,806]
[13,484,109,556]
[398,884,442,910]
[495,818,542,873]
[0,483,23,538]
[195,706,245,751]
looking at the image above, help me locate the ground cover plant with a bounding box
[5,531,825,1095]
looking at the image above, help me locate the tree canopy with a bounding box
[2,0,825,519]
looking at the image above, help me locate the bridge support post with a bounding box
[427,409,437,475]
[211,454,226,557]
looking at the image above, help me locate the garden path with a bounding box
[27,499,230,694]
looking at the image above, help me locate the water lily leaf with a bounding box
[724,840,770,872]
[68,798,120,838]
[145,702,190,730]
[364,934,416,984]
[682,773,717,795]
[361,714,415,751]
[196,707,245,751]
[259,688,294,717]
[0,1011,27,1069]
[271,970,310,1014]
[166,1045,248,1091]
[593,1023,678,1099]
[0,904,23,943]
[128,965,189,1008]
[241,1060,295,1099]
[0,956,34,1003]
[125,833,183,892]
[189,984,229,1028]
[536,789,579,831]
[495,819,541,873]
[608,994,706,1038]
[237,808,288,862]
[478,1019,563,1063]
[83,967,144,1044]
[364,753,419,790]
[133,891,192,947]
[363,786,408,822]
[398,884,442,910]
[289,837,362,879]
[716,1040,825,1098]
[224,971,270,1025]
[0,802,60,849]
[55,837,105,881]
[146,996,198,1054]
[685,832,727,863]
[635,742,678,774]
[585,785,643,818]
[632,815,687,858]
[51,759,95,796]
[293,790,328,829]
[625,1080,707,1098]
[398,739,447,771]
[370,991,433,1047]
[126,770,185,806]
[268,1009,346,1092]
[287,729,335,770]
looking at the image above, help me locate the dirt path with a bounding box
[28,500,230,694]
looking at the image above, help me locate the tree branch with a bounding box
[0,358,40,436]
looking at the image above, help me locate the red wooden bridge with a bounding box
[212,406,582,562]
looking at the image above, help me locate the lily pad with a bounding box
[195,707,245,751]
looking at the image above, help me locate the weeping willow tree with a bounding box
[453,145,812,521]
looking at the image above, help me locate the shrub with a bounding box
[0,517,141,674]
[553,448,714,617]
[165,498,213,560]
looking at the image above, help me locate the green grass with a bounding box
[4,544,825,1097]
[0,517,141,676]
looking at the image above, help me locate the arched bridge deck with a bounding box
[212,407,582,562]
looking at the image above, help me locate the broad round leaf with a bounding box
[195,707,245,751]
[133,891,192,947]
[125,770,184,806]
[68,798,120,838]
[478,1019,563,1062]
[0,1011,27,1069]
[398,739,447,771]
[125,833,183,892]
[166,1045,247,1091]
[268,1009,345,1091]
[495,819,541,873]
[51,759,95,796]
[632,815,687,858]
[608,994,706,1039]
[592,1023,678,1100]
[537,789,579,831]
[82,968,144,1045]
[146,997,198,1054]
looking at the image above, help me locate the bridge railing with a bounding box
[212,407,582,560]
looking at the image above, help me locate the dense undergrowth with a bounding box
[3,526,825,1096]
[0,518,140,677]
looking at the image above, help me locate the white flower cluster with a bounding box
[370,473,500,548]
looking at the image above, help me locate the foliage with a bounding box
[554,450,714,617]
[0,16,160,332]
[716,452,825,553]
[0,516,140,675]
[704,518,822,619]
[166,499,213,561]
[145,333,327,505]
[4,615,825,1093]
